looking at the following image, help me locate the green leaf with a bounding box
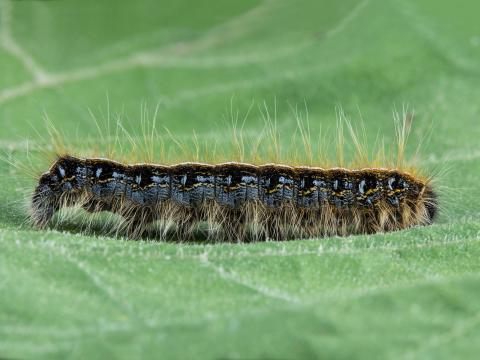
[1,0,480,358]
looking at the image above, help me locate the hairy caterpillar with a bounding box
[31,156,437,241]
[26,107,438,242]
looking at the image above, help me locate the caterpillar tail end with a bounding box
[422,183,438,225]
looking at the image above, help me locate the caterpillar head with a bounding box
[30,172,61,227]
[30,155,84,227]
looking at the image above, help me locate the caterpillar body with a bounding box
[31,155,437,241]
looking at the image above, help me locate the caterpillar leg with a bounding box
[122,206,156,239]
[82,199,112,213]
[219,210,246,242]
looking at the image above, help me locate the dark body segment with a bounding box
[355,172,382,206]
[54,155,87,191]
[148,166,172,203]
[86,158,125,201]
[296,168,327,208]
[325,169,355,208]
[214,163,258,208]
[31,156,437,240]
[258,165,297,207]
[170,163,215,206]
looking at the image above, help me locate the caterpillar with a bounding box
[30,157,437,241]
[23,107,438,242]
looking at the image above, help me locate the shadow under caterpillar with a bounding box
[31,155,437,241]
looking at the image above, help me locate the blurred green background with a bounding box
[1,0,480,359]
